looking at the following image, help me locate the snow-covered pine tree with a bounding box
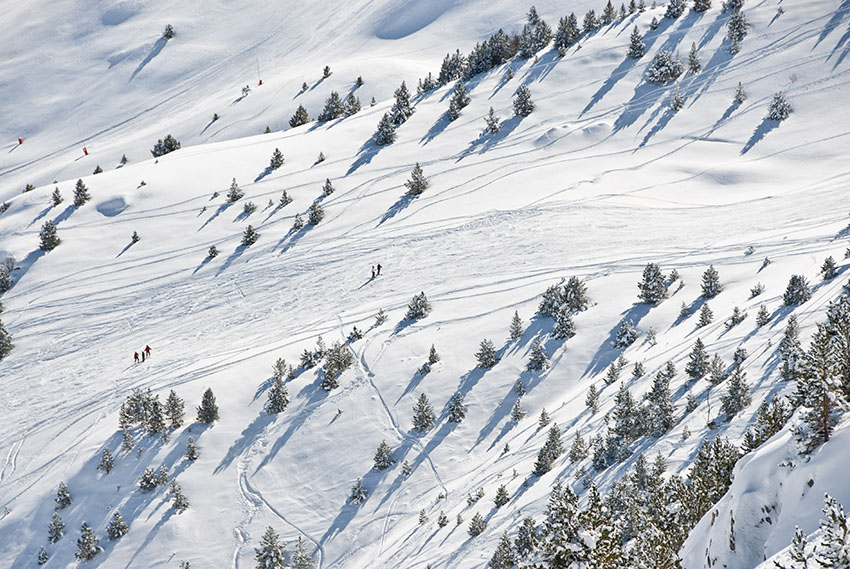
[698,303,714,327]
[150,134,181,157]
[73,179,91,206]
[586,384,599,413]
[254,526,286,569]
[493,485,510,508]
[688,42,701,73]
[55,481,71,509]
[278,190,293,207]
[241,225,259,246]
[665,0,687,18]
[685,338,709,379]
[343,93,361,117]
[319,178,335,197]
[509,311,524,340]
[389,81,415,126]
[693,0,712,11]
[821,256,838,280]
[97,448,114,474]
[483,107,501,134]
[727,9,748,53]
[186,437,198,461]
[349,478,368,504]
[613,319,638,347]
[638,262,667,303]
[292,536,314,569]
[265,376,289,413]
[106,511,129,539]
[404,163,429,196]
[292,213,304,230]
[170,479,189,512]
[552,304,577,340]
[374,112,397,145]
[783,274,811,305]
[513,85,535,117]
[627,26,645,59]
[669,84,685,111]
[569,433,588,462]
[207,245,218,258]
[269,148,284,170]
[475,339,498,368]
[48,512,65,542]
[514,516,539,558]
[447,81,470,121]
[39,221,61,251]
[794,324,842,450]
[164,390,185,429]
[701,265,722,297]
[226,178,244,202]
[555,13,580,52]
[121,430,134,452]
[583,9,600,33]
[307,201,324,225]
[511,400,526,422]
[51,187,63,205]
[75,522,101,561]
[538,482,588,566]
[779,315,803,382]
[321,342,353,390]
[412,393,436,432]
[646,51,684,84]
[196,388,219,423]
[602,0,616,24]
[406,291,432,320]
[468,513,487,537]
[645,370,674,436]
[527,337,549,371]
[373,440,396,470]
[317,92,344,122]
[816,493,850,568]
[289,105,310,128]
[38,546,48,565]
[721,367,751,417]
[447,392,466,423]
[539,408,552,428]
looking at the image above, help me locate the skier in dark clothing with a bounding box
[141,351,145,362]
[134,352,140,364]
[144,345,151,357]
[371,266,376,279]
[376,263,382,276]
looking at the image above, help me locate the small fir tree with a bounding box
[638,262,667,303]
[55,482,71,509]
[373,440,396,470]
[513,85,535,117]
[106,511,129,539]
[721,367,751,417]
[404,163,429,196]
[186,437,198,461]
[702,265,722,297]
[97,448,114,474]
[165,389,185,429]
[483,107,501,134]
[669,84,685,111]
[279,190,292,206]
[468,513,487,537]
[646,51,684,84]
[292,536,314,569]
[511,400,526,422]
[389,81,415,125]
[756,305,770,326]
[38,221,61,251]
[322,178,334,196]
[822,256,838,280]
[48,512,65,543]
[406,291,432,320]
[509,311,524,340]
[265,376,289,414]
[374,113,397,145]
[207,245,219,258]
[307,201,325,225]
[289,105,310,128]
[226,178,244,202]
[349,478,368,504]
[783,275,812,305]
[38,546,48,565]
[613,320,638,347]
[698,303,714,327]
[51,187,63,205]
[527,337,549,371]
[412,393,435,432]
[254,526,286,569]
[628,26,645,59]
[269,148,285,169]
[292,213,304,230]
[734,82,746,104]
[196,388,219,423]
[552,305,576,339]
[494,485,510,507]
[685,338,709,379]
[73,179,91,206]
[538,408,552,428]
[586,384,599,414]
[75,522,101,561]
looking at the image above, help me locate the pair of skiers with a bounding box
[370,264,383,279]
[133,345,152,364]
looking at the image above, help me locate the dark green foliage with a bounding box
[784,274,811,305]
[321,342,353,390]
[150,134,181,157]
[404,163,429,196]
[374,112,396,145]
[269,148,284,169]
[627,26,645,58]
[106,511,129,539]
[289,105,310,128]
[412,393,435,432]
[513,85,535,117]
[97,448,114,474]
[527,337,549,371]
[638,263,667,303]
[646,51,684,84]
[38,221,61,251]
[265,376,289,413]
[254,526,286,569]
[55,482,71,509]
[73,179,91,206]
[48,512,65,543]
[685,338,709,379]
[389,81,415,125]
[317,91,344,122]
[720,367,751,417]
[701,265,722,297]
[75,522,101,561]
[406,291,432,320]
[196,388,219,423]
[468,513,487,537]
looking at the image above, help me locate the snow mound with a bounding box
[96,196,128,216]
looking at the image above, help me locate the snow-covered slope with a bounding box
[2,1,850,568]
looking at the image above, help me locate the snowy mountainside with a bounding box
[1,1,850,568]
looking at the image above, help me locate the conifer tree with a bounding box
[389,81,415,125]
[645,370,675,436]
[755,304,770,326]
[698,303,714,327]
[627,26,645,59]
[685,338,709,379]
[265,376,289,414]
[821,256,838,280]
[208,245,219,258]
[254,526,286,569]
[121,430,134,452]
[0,319,11,361]
[488,531,515,569]
[242,225,260,246]
[406,291,432,320]
[613,319,638,347]
[373,440,396,470]
[447,392,466,422]
[169,479,189,512]
[279,190,292,207]
[783,274,811,305]
[75,522,101,561]
[321,178,335,196]
[292,213,304,230]
[513,85,535,117]
[734,82,746,104]
[638,263,667,303]
[374,112,397,145]
[292,536,314,569]
[289,105,310,128]
[702,265,722,297]
[226,178,244,202]
[511,400,526,422]
[583,10,600,33]
[694,0,711,11]
[483,107,501,134]
[165,389,185,429]
[780,315,803,382]
[494,484,510,508]
[468,513,487,537]
[38,546,48,565]
[509,310,524,340]
[795,325,842,450]
[538,408,551,428]
[55,482,71,509]
[632,361,645,378]
[447,82,470,121]
[73,179,91,206]
[527,337,549,371]
[539,482,588,566]
[669,84,685,111]
[816,494,849,569]
[196,388,219,423]
[602,0,617,24]
[404,163,429,196]
[307,201,324,225]
[569,433,588,462]
[688,42,701,73]
[665,0,687,18]
[555,13,580,52]
[186,437,198,461]
[39,221,61,251]
[106,511,129,539]
[97,448,114,474]
[727,9,749,53]
[349,478,368,504]
[646,51,684,84]
[428,343,440,363]
[48,512,65,543]
[343,93,361,117]
[317,91,344,122]
[553,304,576,339]
[51,187,63,205]
[586,384,599,414]
[721,367,751,417]
[412,393,435,432]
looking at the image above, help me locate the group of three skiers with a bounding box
[133,345,152,364]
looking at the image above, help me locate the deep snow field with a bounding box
[2,1,850,568]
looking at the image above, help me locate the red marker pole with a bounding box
[83,147,88,156]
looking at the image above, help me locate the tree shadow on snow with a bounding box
[130,37,168,81]
[28,206,53,227]
[214,413,275,474]
[379,194,416,225]
[581,56,640,116]
[215,243,249,276]
[198,202,232,231]
[583,302,651,379]
[191,254,214,275]
[741,117,783,154]
[420,113,452,146]
[347,137,385,175]
[457,116,521,160]
[254,166,275,183]
[116,239,136,258]
[519,49,561,85]
[276,225,309,255]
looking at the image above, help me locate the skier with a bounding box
[371,266,376,279]
[17,138,23,145]
[376,263,382,276]
[83,147,88,156]
[134,352,140,364]
[144,345,152,358]
[141,350,145,362]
